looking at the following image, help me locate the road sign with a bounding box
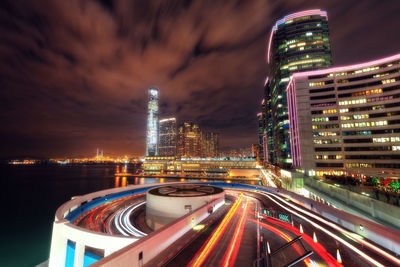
[263,209,272,216]
[278,213,290,223]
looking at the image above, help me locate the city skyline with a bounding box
[2,2,400,267]
[1,0,400,158]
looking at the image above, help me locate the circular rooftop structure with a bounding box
[146,184,225,230]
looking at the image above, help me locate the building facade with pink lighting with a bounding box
[287,54,400,178]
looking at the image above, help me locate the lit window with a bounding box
[340,116,352,120]
[309,81,326,87]
[373,137,390,143]
[346,163,372,168]
[353,66,379,75]
[374,73,389,78]
[323,109,337,114]
[313,131,338,137]
[339,99,367,106]
[391,137,400,142]
[313,139,340,144]
[351,88,382,97]
[382,78,396,84]
[312,117,329,122]
[341,120,387,128]
[312,124,339,130]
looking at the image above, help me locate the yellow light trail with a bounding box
[189,194,244,267]
[222,198,248,267]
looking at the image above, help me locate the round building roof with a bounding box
[148,184,223,197]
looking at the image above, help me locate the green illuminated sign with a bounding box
[278,213,290,223]
[263,209,272,216]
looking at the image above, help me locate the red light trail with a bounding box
[188,194,244,267]
[220,198,248,267]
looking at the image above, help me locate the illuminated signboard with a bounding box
[278,213,290,223]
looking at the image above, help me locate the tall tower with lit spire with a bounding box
[146,88,159,156]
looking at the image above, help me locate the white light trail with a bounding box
[267,193,400,266]
[261,192,385,267]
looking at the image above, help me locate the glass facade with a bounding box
[146,88,159,156]
[159,118,177,157]
[201,132,219,158]
[265,10,332,167]
[177,122,201,158]
[257,112,265,162]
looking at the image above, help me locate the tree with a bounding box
[371,177,380,187]
[389,181,400,193]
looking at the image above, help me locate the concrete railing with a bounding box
[264,186,400,255]
[91,197,225,267]
[48,181,400,267]
[49,182,183,267]
[304,177,400,229]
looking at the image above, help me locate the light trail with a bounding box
[248,218,312,267]
[257,165,277,188]
[267,192,400,266]
[114,210,129,236]
[221,198,248,267]
[188,194,244,267]
[97,199,126,232]
[260,214,339,266]
[114,202,147,237]
[121,202,147,237]
[261,192,386,267]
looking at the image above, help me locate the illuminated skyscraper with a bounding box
[159,118,177,156]
[146,88,159,156]
[265,9,332,167]
[201,132,219,157]
[177,122,201,158]
[257,112,265,162]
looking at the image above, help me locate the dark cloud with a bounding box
[0,0,400,157]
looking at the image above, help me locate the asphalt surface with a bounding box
[70,188,399,267]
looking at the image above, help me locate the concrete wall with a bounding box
[146,188,225,230]
[264,185,400,255]
[49,182,183,267]
[304,177,400,228]
[91,198,225,267]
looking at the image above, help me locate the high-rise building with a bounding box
[146,88,159,156]
[159,118,177,156]
[287,53,400,179]
[263,80,274,163]
[265,9,332,167]
[177,122,201,158]
[257,112,265,162]
[201,132,219,157]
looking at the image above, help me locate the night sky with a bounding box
[1,0,400,158]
